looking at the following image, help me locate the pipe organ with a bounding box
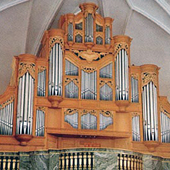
[1,2,170,167]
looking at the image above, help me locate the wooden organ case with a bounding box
[1,2,170,160]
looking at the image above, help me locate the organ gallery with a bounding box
[0,2,170,170]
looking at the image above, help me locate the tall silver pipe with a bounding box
[122,49,125,100]
[16,73,34,135]
[20,75,25,134]
[146,83,151,140]
[149,82,154,140]
[154,85,158,140]
[59,45,62,95]
[27,75,32,134]
[118,51,122,100]
[48,50,52,95]
[23,72,29,134]
[125,51,129,100]
[52,45,55,95]
[143,86,147,140]
[142,82,158,141]
[85,14,93,42]
[116,55,119,100]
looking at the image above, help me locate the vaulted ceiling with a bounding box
[1,0,170,100]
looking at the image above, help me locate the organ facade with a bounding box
[0,2,170,169]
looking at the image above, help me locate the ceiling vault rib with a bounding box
[155,0,170,16]
[126,0,170,35]
[122,10,133,35]
[97,0,104,17]
[101,0,109,17]
[0,0,30,12]
[24,0,33,54]
[32,0,65,56]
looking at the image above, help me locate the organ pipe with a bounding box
[65,81,78,98]
[105,26,110,44]
[16,72,34,135]
[142,81,158,141]
[100,63,112,78]
[81,70,97,100]
[132,115,140,141]
[48,43,63,96]
[100,113,113,130]
[115,49,129,100]
[37,69,46,96]
[85,14,93,42]
[65,60,78,76]
[131,77,139,102]
[81,113,97,129]
[35,109,45,136]
[161,112,170,143]
[65,112,78,129]
[68,23,73,41]
[0,100,14,135]
[100,84,113,101]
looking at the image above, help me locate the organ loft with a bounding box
[0,2,170,170]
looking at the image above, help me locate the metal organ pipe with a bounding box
[81,70,97,100]
[48,43,63,96]
[161,112,170,143]
[35,110,45,136]
[65,112,78,129]
[37,69,46,96]
[142,81,158,141]
[105,26,110,44]
[131,77,139,103]
[65,81,78,98]
[16,72,34,135]
[81,113,97,130]
[100,65,111,100]
[85,13,93,42]
[0,100,14,135]
[132,115,140,141]
[68,23,73,41]
[65,60,78,76]
[115,49,129,100]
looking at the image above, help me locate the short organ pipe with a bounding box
[0,100,14,135]
[81,70,97,100]
[36,110,45,136]
[68,23,73,41]
[105,26,110,44]
[37,69,46,96]
[132,115,140,141]
[131,77,139,102]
